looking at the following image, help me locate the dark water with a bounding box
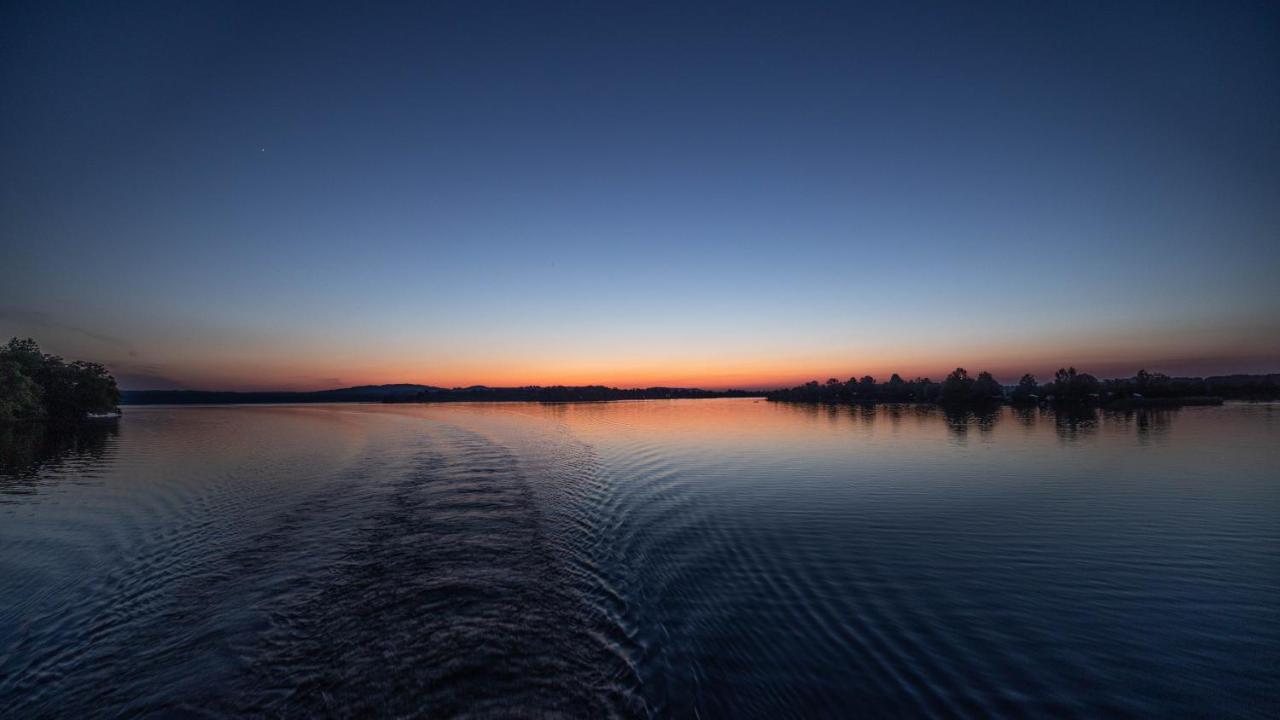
[1,401,1277,718]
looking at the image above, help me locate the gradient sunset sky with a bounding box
[3,1,1278,391]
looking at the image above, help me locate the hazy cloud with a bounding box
[0,306,135,354]
[111,371,189,391]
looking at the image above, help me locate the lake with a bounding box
[1,400,1277,718]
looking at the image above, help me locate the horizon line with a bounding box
[119,367,1280,395]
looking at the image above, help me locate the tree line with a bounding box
[764,369,1003,406]
[767,367,1278,407]
[1011,367,1277,404]
[0,338,121,422]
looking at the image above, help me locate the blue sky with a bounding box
[2,1,1278,389]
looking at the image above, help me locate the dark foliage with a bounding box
[1101,370,1278,403]
[0,338,121,422]
[1011,374,1040,404]
[767,366,1279,408]
[123,384,440,405]
[1045,367,1101,404]
[940,368,975,406]
[940,368,1002,406]
[766,375,943,404]
[1030,367,1277,405]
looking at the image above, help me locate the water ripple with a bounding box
[1,401,1277,718]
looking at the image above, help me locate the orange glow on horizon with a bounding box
[115,347,1280,393]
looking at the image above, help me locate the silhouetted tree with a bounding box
[0,359,43,421]
[1047,367,1099,404]
[0,338,120,422]
[912,377,941,403]
[2,337,44,378]
[973,371,1003,401]
[764,364,1258,407]
[1011,373,1039,403]
[884,373,907,401]
[941,368,974,406]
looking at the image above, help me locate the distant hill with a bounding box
[121,384,441,405]
[322,384,443,396]
[120,384,760,405]
[1205,374,1280,386]
[385,386,760,403]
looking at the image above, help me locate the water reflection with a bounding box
[0,422,117,495]
[1114,407,1177,445]
[763,401,1201,446]
[941,405,1001,441]
[1,401,1276,718]
[1049,404,1098,442]
[1012,405,1040,428]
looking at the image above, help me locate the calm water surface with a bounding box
[1,400,1277,718]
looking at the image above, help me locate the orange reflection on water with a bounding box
[373,398,1278,473]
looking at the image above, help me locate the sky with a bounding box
[2,0,1278,391]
